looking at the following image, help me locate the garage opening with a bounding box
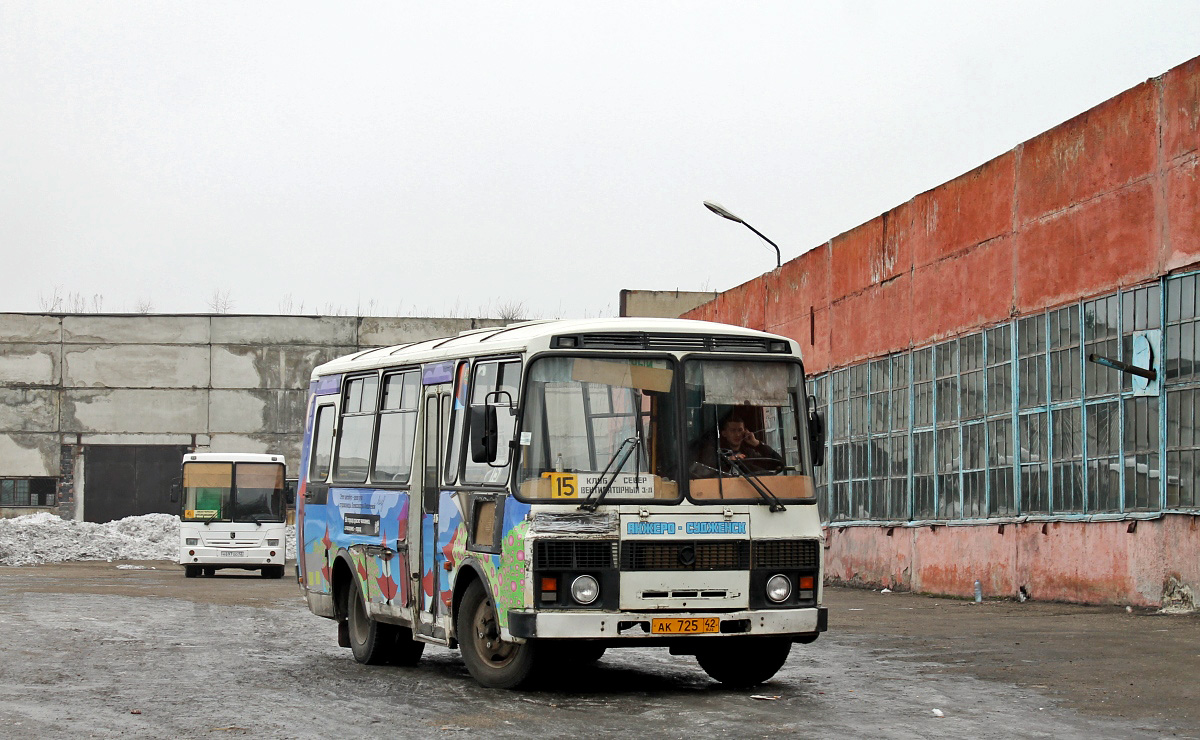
[84,445,189,523]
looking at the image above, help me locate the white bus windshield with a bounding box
[182,462,287,523]
[517,356,681,503]
[684,359,816,503]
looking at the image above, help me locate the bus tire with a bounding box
[184,565,200,578]
[261,565,285,579]
[202,567,216,577]
[457,580,537,689]
[347,583,394,665]
[696,638,791,687]
[387,626,426,667]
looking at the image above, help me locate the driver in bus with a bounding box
[691,408,783,478]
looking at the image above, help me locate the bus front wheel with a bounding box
[457,580,537,689]
[696,638,792,687]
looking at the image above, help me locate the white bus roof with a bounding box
[311,317,798,380]
[183,452,286,465]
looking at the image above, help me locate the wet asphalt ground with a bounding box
[0,562,1194,739]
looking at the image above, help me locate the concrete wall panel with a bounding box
[1017,82,1158,224]
[910,153,1015,267]
[910,235,1015,342]
[619,291,719,319]
[0,344,60,385]
[62,389,208,434]
[1015,183,1158,313]
[1165,158,1200,272]
[209,389,306,435]
[211,316,357,346]
[1163,55,1200,162]
[908,525,1018,598]
[0,433,59,476]
[211,345,355,390]
[830,274,913,366]
[0,389,58,432]
[765,245,830,327]
[823,518,1200,607]
[0,315,61,343]
[63,315,210,345]
[63,344,210,389]
[79,433,197,446]
[207,433,301,471]
[823,526,913,589]
[830,218,884,299]
[359,317,501,347]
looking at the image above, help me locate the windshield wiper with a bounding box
[579,435,641,513]
[717,449,786,512]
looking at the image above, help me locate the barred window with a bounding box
[0,478,56,507]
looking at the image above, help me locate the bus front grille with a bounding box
[534,541,618,570]
[620,540,751,571]
[753,539,820,569]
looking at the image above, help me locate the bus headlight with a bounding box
[570,575,599,605]
[185,538,199,546]
[766,574,792,603]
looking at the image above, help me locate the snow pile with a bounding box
[0,513,298,567]
[0,512,179,566]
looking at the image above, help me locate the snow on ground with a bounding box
[0,513,297,567]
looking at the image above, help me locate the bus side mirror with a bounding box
[807,395,825,468]
[169,480,181,504]
[470,405,498,463]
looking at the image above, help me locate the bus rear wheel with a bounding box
[457,580,537,689]
[261,565,285,579]
[696,638,792,687]
[346,583,394,665]
[184,565,200,578]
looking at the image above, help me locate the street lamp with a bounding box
[703,201,781,269]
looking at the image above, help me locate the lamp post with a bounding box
[703,201,781,269]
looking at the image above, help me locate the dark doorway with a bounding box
[84,445,189,523]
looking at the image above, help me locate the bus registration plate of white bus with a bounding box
[219,550,243,557]
[651,617,719,634]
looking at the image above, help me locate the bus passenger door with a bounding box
[415,387,450,637]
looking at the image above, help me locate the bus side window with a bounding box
[372,370,420,484]
[311,405,336,482]
[333,374,378,483]
[463,360,521,485]
[443,361,471,485]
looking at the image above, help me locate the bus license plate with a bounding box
[651,617,720,635]
[219,550,243,557]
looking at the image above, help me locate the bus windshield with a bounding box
[182,462,287,523]
[517,356,681,503]
[684,359,816,504]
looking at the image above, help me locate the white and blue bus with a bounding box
[296,318,827,688]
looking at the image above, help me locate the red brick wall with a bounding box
[684,55,1200,375]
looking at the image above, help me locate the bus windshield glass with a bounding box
[684,359,816,503]
[182,462,286,522]
[517,356,681,503]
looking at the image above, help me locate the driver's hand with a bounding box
[744,431,759,447]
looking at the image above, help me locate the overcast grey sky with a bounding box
[3,2,1199,318]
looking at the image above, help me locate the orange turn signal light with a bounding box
[798,575,815,590]
[541,576,558,592]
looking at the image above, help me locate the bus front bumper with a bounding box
[180,547,282,567]
[507,606,828,641]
